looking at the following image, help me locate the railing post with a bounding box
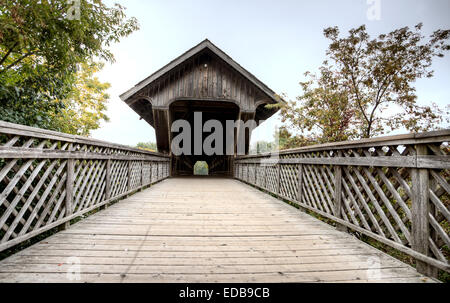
[264,164,267,189]
[156,162,159,181]
[127,161,132,192]
[276,164,281,194]
[102,158,111,210]
[297,164,303,203]
[63,145,75,230]
[334,152,347,232]
[141,161,145,187]
[411,144,438,278]
[246,164,249,183]
[150,161,153,183]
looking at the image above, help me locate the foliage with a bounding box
[275,126,315,150]
[277,24,450,145]
[0,0,139,133]
[279,67,358,144]
[194,161,208,176]
[136,141,157,152]
[249,140,277,154]
[54,62,110,136]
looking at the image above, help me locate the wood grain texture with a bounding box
[0,178,436,283]
[235,139,450,277]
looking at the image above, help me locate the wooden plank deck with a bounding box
[0,178,436,283]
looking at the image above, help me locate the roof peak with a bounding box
[120,39,280,103]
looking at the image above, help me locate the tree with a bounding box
[278,24,450,143]
[55,62,110,136]
[194,161,208,176]
[279,67,358,144]
[249,140,277,154]
[0,0,139,132]
[275,127,315,150]
[136,142,157,152]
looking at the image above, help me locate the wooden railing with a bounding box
[235,130,450,277]
[0,121,170,252]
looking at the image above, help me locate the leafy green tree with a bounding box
[136,142,158,152]
[275,127,315,150]
[249,140,277,154]
[55,62,110,136]
[194,161,208,176]
[279,67,357,144]
[278,24,450,144]
[0,0,139,133]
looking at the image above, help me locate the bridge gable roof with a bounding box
[119,39,281,105]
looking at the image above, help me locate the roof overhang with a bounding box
[120,39,284,106]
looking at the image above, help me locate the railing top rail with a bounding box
[237,129,450,159]
[0,120,169,158]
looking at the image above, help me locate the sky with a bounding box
[90,0,450,147]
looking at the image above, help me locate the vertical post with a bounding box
[63,146,75,230]
[411,144,438,278]
[102,158,111,210]
[246,164,249,183]
[156,161,159,182]
[141,161,145,187]
[334,153,347,232]
[127,161,132,192]
[297,164,303,203]
[149,161,153,184]
[264,164,267,189]
[276,164,281,195]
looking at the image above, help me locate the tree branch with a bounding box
[0,42,19,67]
[0,51,35,73]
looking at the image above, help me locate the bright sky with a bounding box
[91,0,450,147]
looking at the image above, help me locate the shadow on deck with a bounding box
[0,178,435,283]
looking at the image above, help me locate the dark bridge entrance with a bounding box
[120,39,281,176]
[170,100,239,176]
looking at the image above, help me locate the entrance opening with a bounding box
[170,100,240,176]
[193,161,209,176]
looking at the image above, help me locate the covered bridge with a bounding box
[120,39,280,176]
[0,41,447,283]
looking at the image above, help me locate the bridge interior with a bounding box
[170,100,240,176]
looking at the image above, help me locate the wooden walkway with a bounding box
[0,178,436,283]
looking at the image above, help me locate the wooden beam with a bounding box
[411,144,438,278]
[62,147,75,230]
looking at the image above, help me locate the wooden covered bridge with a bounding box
[0,40,448,283]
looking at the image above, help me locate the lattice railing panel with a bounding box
[142,162,152,186]
[248,164,256,184]
[235,131,450,275]
[279,163,299,201]
[110,160,129,198]
[265,165,278,193]
[0,158,68,244]
[428,142,450,263]
[151,163,158,183]
[0,121,170,252]
[341,165,412,245]
[256,165,266,188]
[129,161,142,190]
[73,159,107,214]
